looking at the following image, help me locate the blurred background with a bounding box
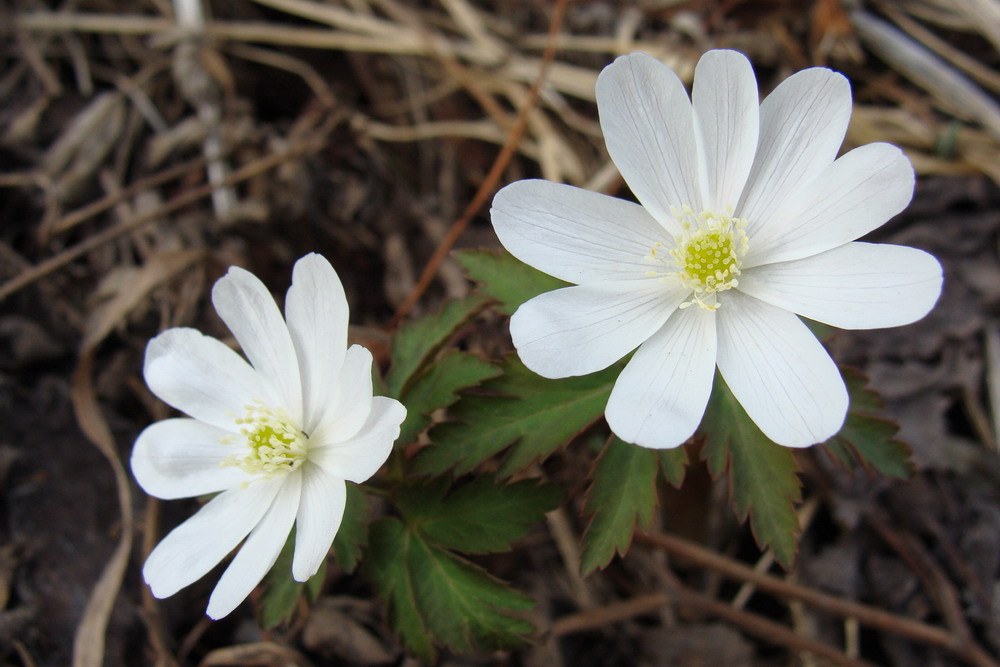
[1,0,1000,664]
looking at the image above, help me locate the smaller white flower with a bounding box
[131,253,405,619]
[490,51,943,450]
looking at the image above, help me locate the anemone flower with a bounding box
[131,253,405,618]
[491,50,941,449]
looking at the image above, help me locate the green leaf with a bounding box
[364,519,435,662]
[397,476,561,554]
[397,350,500,447]
[364,518,535,661]
[258,527,327,629]
[387,294,490,398]
[658,447,688,488]
[700,375,802,568]
[456,248,569,315]
[414,355,619,478]
[823,368,912,479]
[333,483,369,574]
[580,437,662,575]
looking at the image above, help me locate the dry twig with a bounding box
[639,532,999,667]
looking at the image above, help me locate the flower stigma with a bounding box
[222,401,308,477]
[646,205,749,311]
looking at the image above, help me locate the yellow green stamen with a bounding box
[645,205,749,311]
[222,402,307,477]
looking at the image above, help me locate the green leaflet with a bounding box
[414,356,620,478]
[396,350,500,447]
[700,374,802,569]
[397,476,561,554]
[363,519,434,661]
[386,293,491,399]
[332,482,369,574]
[580,437,662,575]
[456,248,569,315]
[364,518,535,662]
[258,527,327,629]
[659,447,688,488]
[823,368,912,479]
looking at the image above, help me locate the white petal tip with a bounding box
[143,570,180,601]
[759,395,848,449]
[623,434,690,450]
[607,417,696,450]
[206,590,243,620]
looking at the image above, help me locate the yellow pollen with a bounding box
[644,205,749,311]
[221,402,307,477]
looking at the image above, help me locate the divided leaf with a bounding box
[332,482,369,574]
[387,293,490,398]
[700,375,802,569]
[456,248,568,315]
[414,356,620,478]
[258,528,327,629]
[397,476,561,554]
[580,437,664,575]
[823,368,912,479]
[397,350,500,447]
[364,518,535,662]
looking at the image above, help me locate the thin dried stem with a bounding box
[550,590,871,665]
[0,114,341,302]
[390,0,569,327]
[48,155,209,237]
[640,532,999,667]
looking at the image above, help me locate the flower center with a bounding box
[222,402,307,477]
[646,205,749,311]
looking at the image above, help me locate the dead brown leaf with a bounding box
[301,598,394,664]
[41,92,126,204]
[70,353,133,667]
[198,641,313,667]
[81,249,203,351]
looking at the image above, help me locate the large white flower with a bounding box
[131,253,405,619]
[490,50,942,449]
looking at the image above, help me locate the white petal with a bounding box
[745,143,914,266]
[491,179,672,285]
[292,465,346,581]
[131,418,249,500]
[509,281,690,379]
[310,396,405,483]
[738,242,942,329]
[715,291,847,447]
[692,50,760,212]
[605,305,717,449]
[738,68,852,240]
[285,254,350,435]
[142,477,283,600]
[206,473,302,619]
[144,328,271,430]
[311,345,375,443]
[212,266,303,424]
[597,52,701,233]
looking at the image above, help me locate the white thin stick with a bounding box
[851,10,1000,142]
[173,0,205,31]
[172,0,236,219]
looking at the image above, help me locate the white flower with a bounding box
[490,50,942,449]
[131,253,406,619]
